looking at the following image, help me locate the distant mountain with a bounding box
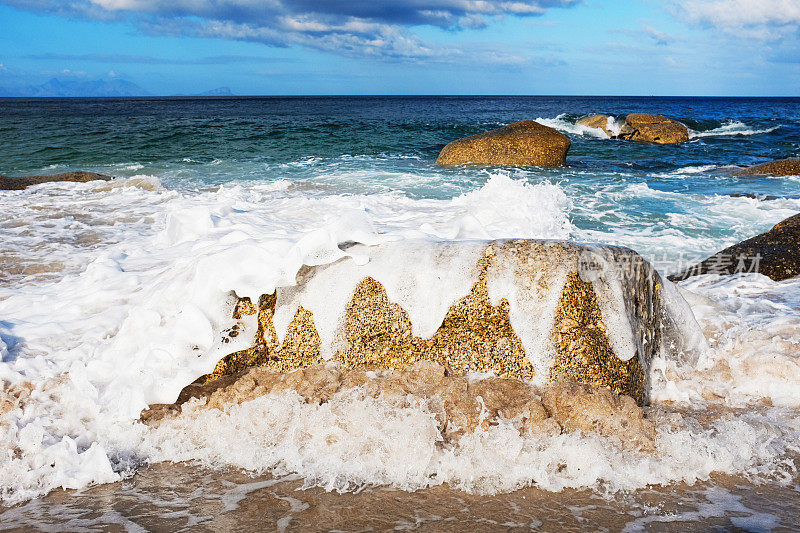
[0,77,150,97]
[0,79,236,97]
[196,86,234,96]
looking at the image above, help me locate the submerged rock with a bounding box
[732,158,800,177]
[542,377,655,452]
[577,114,613,137]
[669,213,800,282]
[436,121,570,167]
[0,171,113,191]
[143,361,655,452]
[203,239,701,405]
[617,113,689,144]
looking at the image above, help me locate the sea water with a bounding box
[1,96,799,529]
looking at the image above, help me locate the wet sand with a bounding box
[2,461,797,532]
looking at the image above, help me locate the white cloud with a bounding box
[6,0,580,61]
[641,25,674,45]
[674,0,800,39]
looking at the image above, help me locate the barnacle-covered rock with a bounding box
[732,158,800,177]
[617,113,689,144]
[436,121,570,167]
[202,240,702,405]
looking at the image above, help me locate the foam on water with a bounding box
[652,274,800,408]
[536,115,779,140]
[689,121,780,138]
[622,486,782,532]
[139,390,800,496]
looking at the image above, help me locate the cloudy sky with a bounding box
[0,0,798,95]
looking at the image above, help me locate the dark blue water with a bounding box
[0,96,797,185]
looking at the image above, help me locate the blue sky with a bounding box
[0,0,798,95]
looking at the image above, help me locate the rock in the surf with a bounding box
[617,113,689,144]
[669,213,800,282]
[203,239,701,405]
[436,121,570,167]
[577,114,613,137]
[731,158,800,177]
[541,376,655,452]
[144,360,656,452]
[0,171,113,191]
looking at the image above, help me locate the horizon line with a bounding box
[1,94,799,99]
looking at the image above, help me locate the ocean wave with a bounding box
[690,121,780,138]
[537,116,779,141]
[0,173,576,502]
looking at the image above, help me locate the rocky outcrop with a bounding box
[669,213,800,282]
[732,159,800,177]
[577,114,613,137]
[617,113,689,144]
[0,171,113,191]
[198,239,701,405]
[436,121,570,167]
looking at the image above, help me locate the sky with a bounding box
[0,0,798,96]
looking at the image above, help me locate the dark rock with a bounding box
[728,193,795,201]
[731,159,800,177]
[0,171,113,191]
[139,371,244,424]
[436,120,570,167]
[669,213,800,282]
[618,113,689,144]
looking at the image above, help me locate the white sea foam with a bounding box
[652,274,800,408]
[690,121,780,138]
[140,389,800,496]
[650,164,719,178]
[569,179,800,270]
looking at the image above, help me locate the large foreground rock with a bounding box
[436,121,570,167]
[204,240,702,405]
[0,171,113,191]
[732,159,800,177]
[618,113,689,144]
[669,213,800,282]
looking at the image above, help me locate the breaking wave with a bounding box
[690,121,780,138]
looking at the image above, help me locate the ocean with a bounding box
[1,96,799,531]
